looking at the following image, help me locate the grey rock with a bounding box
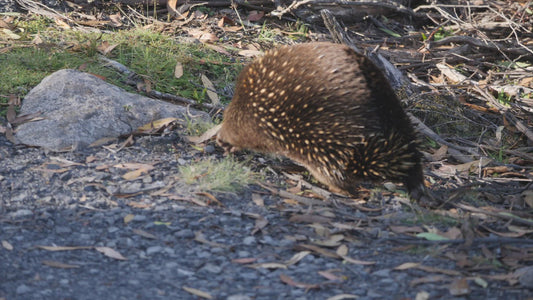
[16,284,31,294]
[243,236,256,245]
[15,69,208,151]
[146,246,163,255]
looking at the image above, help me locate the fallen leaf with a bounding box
[314,234,344,247]
[341,256,376,265]
[326,294,358,300]
[201,74,220,105]
[250,262,287,269]
[416,232,449,241]
[2,240,13,250]
[238,49,263,57]
[394,262,421,270]
[194,231,227,248]
[174,61,183,78]
[132,229,157,240]
[136,117,179,134]
[318,270,343,281]
[123,214,135,223]
[231,257,257,264]
[336,245,348,256]
[186,124,221,144]
[285,251,311,266]
[473,277,488,288]
[389,225,424,234]
[280,274,319,289]
[415,291,430,300]
[449,278,470,296]
[42,260,80,269]
[182,286,212,299]
[36,245,92,251]
[409,275,449,287]
[252,193,264,206]
[247,10,264,21]
[3,28,20,39]
[95,246,127,260]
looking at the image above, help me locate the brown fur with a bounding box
[217,42,426,200]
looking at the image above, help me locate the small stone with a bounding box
[200,263,223,274]
[146,246,163,255]
[16,284,31,294]
[243,236,256,245]
[10,209,33,218]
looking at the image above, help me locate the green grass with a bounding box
[1,16,241,116]
[179,156,255,192]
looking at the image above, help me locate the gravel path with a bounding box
[1,132,530,300]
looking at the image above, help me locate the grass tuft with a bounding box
[179,156,255,192]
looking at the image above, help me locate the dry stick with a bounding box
[272,0,425,19]
[384,236,533,246]
[431,36,533,58]
[454,202,533,227]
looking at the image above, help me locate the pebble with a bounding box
[16,284,31,294]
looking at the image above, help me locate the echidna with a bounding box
[217,42,427,201]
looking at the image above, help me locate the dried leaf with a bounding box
[238,49,263,57]
[174,61,183,78]
[389,225,424,234]
[416,232,449,241]
[182,286,213,299]
[415,291,430,300]
[473,277,488,288]
[449,278,470,296]
[42,260,79,269]
[297,244,339,259]
[394,262,421,270]
[122,168,150,180]
[201,74,220,105]
[250,262,287,269]
[251,215,268,235]
[336,245,348,256]
[97,41,118,55]
[231,257,257,264]
[2,240,13,250]
[523,190,533,208]
[109,13,122,27]
[280,274,319,289]
[247,10,264,22]
[341,256,376,265]
[123,214,134,223]
[251,193,264,206]
[318,270,343,281]
[326,294,358,300]
[284,251,311,266]
[194,231,227,248]
[314,234,344,247]
[2,28,20,39]
[136,117,178,134]
[186,124,221,144]
[95,246,127,260]
[409,275,448,287]
[36,245,92,251]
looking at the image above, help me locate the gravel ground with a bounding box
[0,131,530,300]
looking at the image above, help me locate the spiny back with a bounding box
[217,42,425,200]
